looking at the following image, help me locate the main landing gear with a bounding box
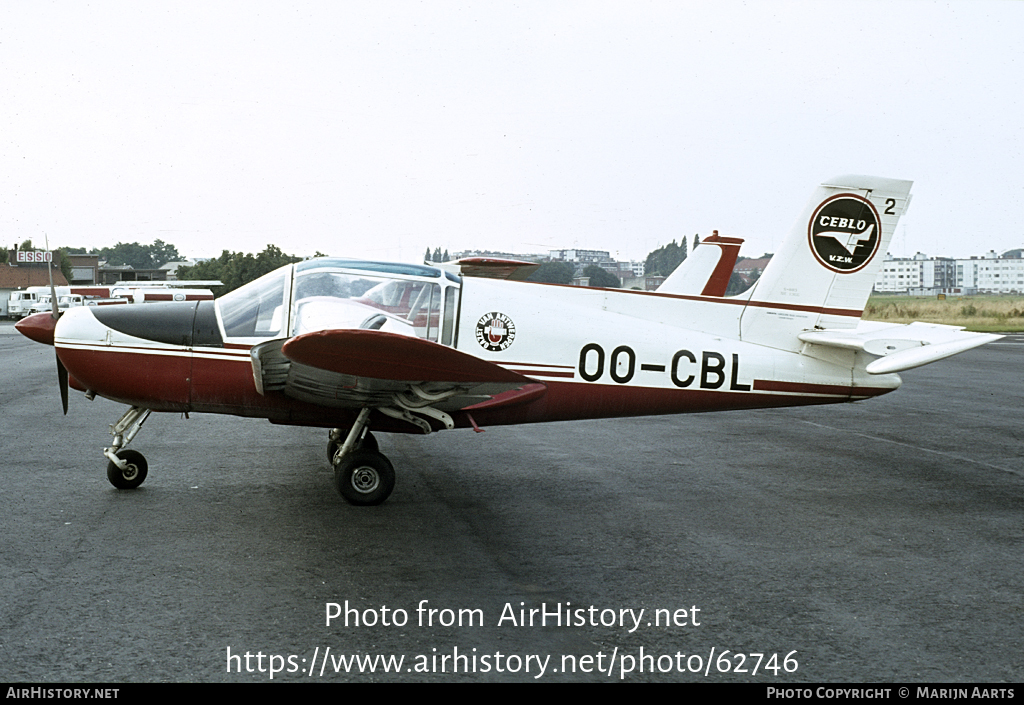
[98,405,401,505]
[329,408,395,506]
[103,406,152,489]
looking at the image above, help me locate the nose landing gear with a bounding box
[103,406,152,490]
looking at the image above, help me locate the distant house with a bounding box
[159,260,196,280]
[733,256,772,287]
[1,256,69,318]
[645,274,666,291]
[96,265,168,285]
[67,254,100,285]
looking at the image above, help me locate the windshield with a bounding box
[217,267,289,339]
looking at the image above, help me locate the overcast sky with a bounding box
[2,1,1021,265]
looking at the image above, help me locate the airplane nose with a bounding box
[15,311,58,346]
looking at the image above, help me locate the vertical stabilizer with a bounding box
[739,175,913,351]
[657,232,744,297]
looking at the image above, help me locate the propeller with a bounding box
[44,236,69,415]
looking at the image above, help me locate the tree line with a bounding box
[61,239,184,271]
[176,245,322,295]
[13,232,762,296]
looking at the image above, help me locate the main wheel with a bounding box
[327,431,378,464]
[334,449,395,506]
[106,449,148,489]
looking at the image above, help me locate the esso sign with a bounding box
[16,250,52,263]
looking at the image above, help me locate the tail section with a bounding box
[657,232,743,297]
[739,175,913,351]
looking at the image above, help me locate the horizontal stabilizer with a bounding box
[799,322,1002,374]
[441,258,541,281]
[282,329,533,384]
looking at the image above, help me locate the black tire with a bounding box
[334,449,395,506]
[327,431,378,464]
[106,449,148,489]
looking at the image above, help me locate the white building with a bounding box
[548,248,611,264]
[875,250,1024,294]
[957,252,1024,293]
[874,253,925,292]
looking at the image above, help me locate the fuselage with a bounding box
[45,258,900,434]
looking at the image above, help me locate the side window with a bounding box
[441,285,459,346]
[407,282,441,341]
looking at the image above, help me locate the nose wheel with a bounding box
[106,449,149,489]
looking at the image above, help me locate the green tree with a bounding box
[91,240,183,270]
[526,261,575,284]
[644,239,687,277]
[56,250,73,282]
[725,273,748,296]
[177,244,302,295]
[582,265,620,288]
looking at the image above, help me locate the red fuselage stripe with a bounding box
[753,379,891,397]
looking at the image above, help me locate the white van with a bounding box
[7,291,38,319]
[9,286,72,318]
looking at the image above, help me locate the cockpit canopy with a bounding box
[215,258,462,345]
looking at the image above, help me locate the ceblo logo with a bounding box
[15,250,53,263]
[807,195,881,274]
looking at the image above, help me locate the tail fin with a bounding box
[657,232,743,297]
[739,175,913,351]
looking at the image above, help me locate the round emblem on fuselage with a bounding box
[475,312,516,352]
[808,194,882,274]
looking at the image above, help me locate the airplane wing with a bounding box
[798,322,1003,375]
[251,329,542,431]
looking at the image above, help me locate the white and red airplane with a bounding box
[16,175,1001,505]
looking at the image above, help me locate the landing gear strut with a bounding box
[329,408,395,506]
[327,428,378,462]
[103,406,152,490]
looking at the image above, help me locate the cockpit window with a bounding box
[216,259,460,344]
[218,267,289,338]
[291,267,444,341]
